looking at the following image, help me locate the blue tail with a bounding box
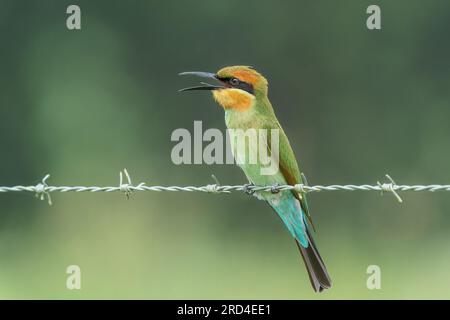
[270,192,309,247]
[269,192,332,292]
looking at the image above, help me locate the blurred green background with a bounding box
[1,0,450,299]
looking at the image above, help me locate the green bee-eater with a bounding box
[179,66,332,292]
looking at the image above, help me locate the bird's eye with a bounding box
[229,78,240,86]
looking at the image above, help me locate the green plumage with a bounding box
[225,91,331,292]
[180,66,332,292]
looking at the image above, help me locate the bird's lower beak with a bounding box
[178,71,225,92]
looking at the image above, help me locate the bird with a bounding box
[179,66,332,292]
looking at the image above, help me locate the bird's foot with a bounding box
[243,183,255,196]
[270,183,280,194]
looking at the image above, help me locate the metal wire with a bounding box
[1,170,449,205]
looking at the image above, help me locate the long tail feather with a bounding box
[296,229,332,292]
[267,196,331,292]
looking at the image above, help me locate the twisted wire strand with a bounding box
[1,171,450,205]
[2,184,450,193]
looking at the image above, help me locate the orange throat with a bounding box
[212,89,254,111]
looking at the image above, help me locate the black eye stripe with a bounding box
[219,77,254,94]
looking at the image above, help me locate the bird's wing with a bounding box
[266,122,315,230]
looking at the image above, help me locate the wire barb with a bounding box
[377,174,403,203]
[35,174,52,205]
[204,174,229,194]
[295,173,311,194]
[119,169,145,199]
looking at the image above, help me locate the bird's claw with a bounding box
[243,183,255,196]
[270,183,280,194]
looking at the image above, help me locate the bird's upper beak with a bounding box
[178,71,225,92]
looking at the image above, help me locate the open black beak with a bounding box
[178,71,225,92]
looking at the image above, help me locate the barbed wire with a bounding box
[1,169,449,205]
